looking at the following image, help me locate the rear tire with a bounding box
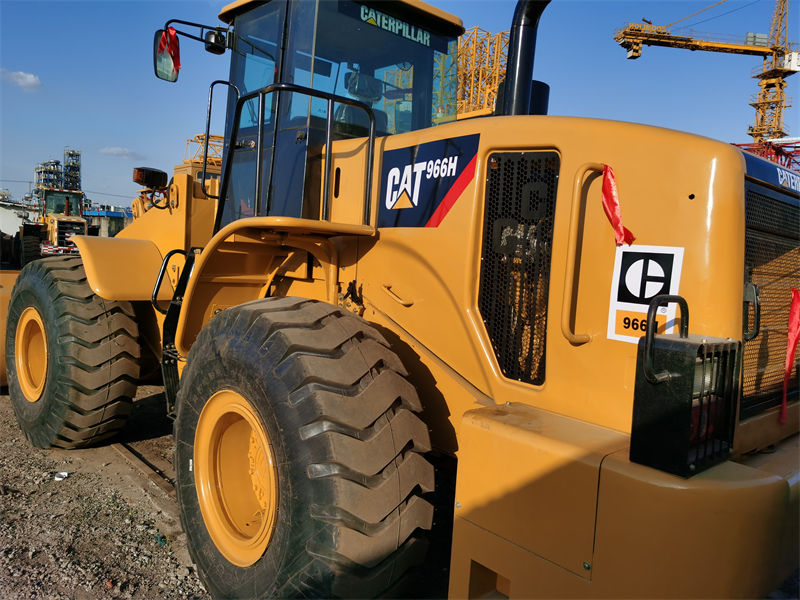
[20,235,41,268]
[6,256,140,448]
[175,297,434,599]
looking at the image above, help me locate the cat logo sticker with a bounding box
[385,156,459,210]
[607,245,684,344]
[378,134,480,228]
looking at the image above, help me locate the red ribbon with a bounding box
[601,165,636,246]
[779,287,800,424]
[158,27,181,73]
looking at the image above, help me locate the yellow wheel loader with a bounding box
[10,187,98,269]
[3,1,799,598]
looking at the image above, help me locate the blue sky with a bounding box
[1,0,797,206]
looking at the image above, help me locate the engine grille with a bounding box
[478,152,559,385]
[57,221,85,247]
[741,183,800,420]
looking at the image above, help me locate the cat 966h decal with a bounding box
[378,134,480,228]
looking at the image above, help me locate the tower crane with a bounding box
[614,0,799,168]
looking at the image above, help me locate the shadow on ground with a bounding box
[114,388,173,444]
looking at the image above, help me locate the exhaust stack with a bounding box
[502,0,551,116]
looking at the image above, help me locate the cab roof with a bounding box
[219,0,464,37]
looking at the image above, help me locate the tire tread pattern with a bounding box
[177,297,433,599]
[7,256,140,449]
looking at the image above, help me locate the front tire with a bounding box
[20,235,41,268]
[6,257,141,448]
[175,297,434,599]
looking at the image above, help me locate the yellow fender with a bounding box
[71,236,174,301]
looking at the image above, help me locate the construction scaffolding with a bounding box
[383,67,414,133]
[62,148,82,190]
[457,26,509,116]
[34,160,63,194]
[433,40,459,122]
[185,134,225,166]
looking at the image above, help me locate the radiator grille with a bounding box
[742,185,799,420]
[478,152,559,385]
[57,221,84,247]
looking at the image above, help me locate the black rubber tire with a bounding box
[11,232,21,269]
[175,297,435,599]
[20,235,41,268]
[6,256,141,448]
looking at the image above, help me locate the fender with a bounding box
[72,236,174,301]
[174,217,372,357]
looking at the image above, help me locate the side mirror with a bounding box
[154,28,180,82]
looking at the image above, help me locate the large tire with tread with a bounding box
[6,256,140,448]
[175,297,434,599]
[20,235,41,268]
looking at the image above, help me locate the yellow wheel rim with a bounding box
[15,307,48,402]
[194,389,279,567]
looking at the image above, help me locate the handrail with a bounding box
[201,81,239,200]
[152,249,188,315]
[214,82,376,234]
[560,162,604,345]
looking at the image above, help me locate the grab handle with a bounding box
[561,162,604,345]
[643,294,689,383]
[152,249,187,315]
[381,284,413,307]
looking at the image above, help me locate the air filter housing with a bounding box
[630,295,740,478]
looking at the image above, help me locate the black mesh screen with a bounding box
[741,184,799,420]
[478,152,559,385]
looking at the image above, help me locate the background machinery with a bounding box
[4,149,98,268]
[614,0,800,169]
[3,0,799,598]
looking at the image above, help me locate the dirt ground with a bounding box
[0,384,797,600]
[0,385,209,600]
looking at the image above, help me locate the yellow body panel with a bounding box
[351,116,748,439]
[450,444,796,599]
[454,404,629,577]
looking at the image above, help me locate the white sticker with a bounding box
[189,459,193,472]
[607,245,684,344]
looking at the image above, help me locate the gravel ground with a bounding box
[0,383,797,600]
[0,385,209,600]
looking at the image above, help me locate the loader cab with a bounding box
[217,0,463,228]
[42,191,82,217]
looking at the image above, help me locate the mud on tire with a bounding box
[174,297,435,599]
[6,256,140,448]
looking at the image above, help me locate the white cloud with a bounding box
[1,68,42,92]
[99,147,145,161]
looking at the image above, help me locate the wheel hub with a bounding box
[194,390,278,567]
[249,431,273,511]
[15,306,48,402]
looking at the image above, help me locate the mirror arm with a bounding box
[164,19,228,45]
